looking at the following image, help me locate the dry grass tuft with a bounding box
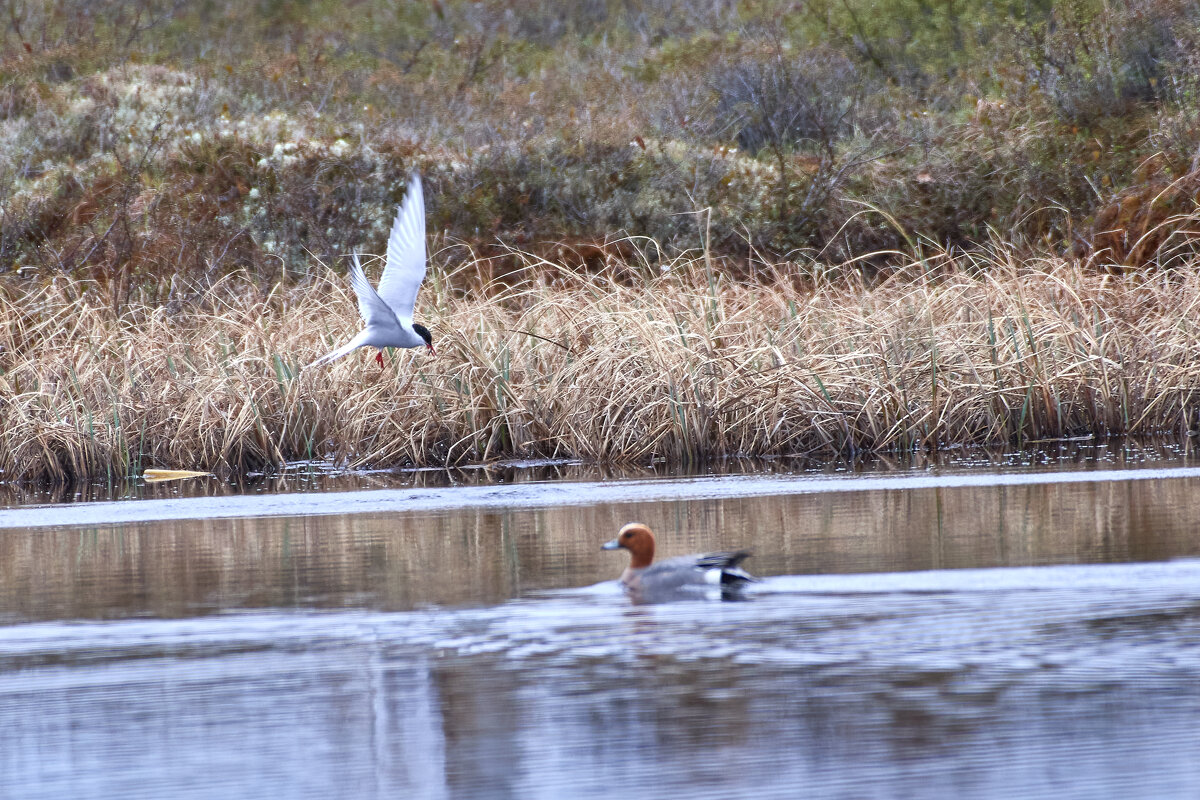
[2,245,1199,483]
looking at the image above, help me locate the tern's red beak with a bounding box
[427,344,437,356]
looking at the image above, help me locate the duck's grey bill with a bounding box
[601,539,622,550]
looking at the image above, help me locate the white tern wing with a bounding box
[347,253,403,332]
[375,172,427,324]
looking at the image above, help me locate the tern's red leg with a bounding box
[375,350,385,368]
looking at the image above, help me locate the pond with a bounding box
[2,442,1200,798]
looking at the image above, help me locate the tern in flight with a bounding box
[308,173,435,369]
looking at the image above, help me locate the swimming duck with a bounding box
[601,522,755,603]
[307,172,435,370]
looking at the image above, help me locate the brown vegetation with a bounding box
[1090,167,1200,269]
[1,246,1198,482]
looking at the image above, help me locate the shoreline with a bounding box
[5,465,1200,529]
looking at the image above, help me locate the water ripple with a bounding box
[4,561,1200,798]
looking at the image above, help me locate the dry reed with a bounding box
[2,245,1199,483]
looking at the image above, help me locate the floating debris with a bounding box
[142,469,215,483]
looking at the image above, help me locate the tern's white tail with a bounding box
[305,331,368,370]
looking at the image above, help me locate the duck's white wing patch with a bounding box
[347,253,400,330]
[375,172,427,324]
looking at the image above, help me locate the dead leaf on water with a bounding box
[143,469,215,483]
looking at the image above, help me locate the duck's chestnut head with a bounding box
[601,522,656,569]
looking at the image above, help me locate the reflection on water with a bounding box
[3,562,1200,799]
[0,438,1193,507]
[2,462,1200,621]
[1,447,1200,798]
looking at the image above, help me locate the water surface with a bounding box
[2,444,1199,798]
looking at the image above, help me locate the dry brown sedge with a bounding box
[1,242,1198,483]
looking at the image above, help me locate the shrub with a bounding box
[1013,0,1197,123]
[707,46,864,156]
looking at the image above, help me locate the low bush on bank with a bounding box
[6,0,1200,283]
